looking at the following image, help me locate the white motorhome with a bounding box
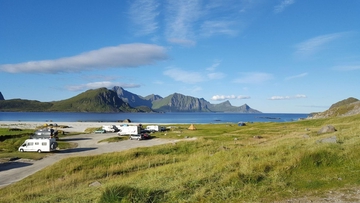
[117,125,140,136]
[18,138,58,153]
[145,125,165,132]
[102,125,119,132]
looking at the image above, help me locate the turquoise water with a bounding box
[0,112,309,123]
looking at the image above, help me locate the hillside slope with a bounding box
[310,97,360,119]
[49,88,137,112]
[0,88,145,113]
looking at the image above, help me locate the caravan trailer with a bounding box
[18,138,58,153]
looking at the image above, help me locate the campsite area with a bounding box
[1,118,360,202]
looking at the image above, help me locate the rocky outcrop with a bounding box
[152,93,212,112]
[0,92,4,100]
[112,86,153,108]
[318,125,337,134]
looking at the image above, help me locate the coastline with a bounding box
[0,121,153,132]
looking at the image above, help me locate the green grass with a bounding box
[0,127,78,160]
[1,115,360,202]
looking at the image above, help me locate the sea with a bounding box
[0,112,309,124]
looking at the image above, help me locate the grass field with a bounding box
[1,115,360,202]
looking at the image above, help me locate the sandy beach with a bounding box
[0,121,147,132]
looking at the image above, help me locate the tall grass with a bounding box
[1,115,360,202]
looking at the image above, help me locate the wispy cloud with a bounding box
[163,68,205,84]
[163,0,261,46]
[233,72,273,84]
[274,0,295,13]
[0,43,168,73]
[200,21,238,37]
[269,94,307,100]
[294,33,345,57]
[285,72,308,80]
[333,65,360,71]
[207,72,226,80]
[206,60,221,71]
[129,0,159,36]
[165,0,201,46]
[66,81,140,91]
[167,38,196,47]
[212,95,250,101]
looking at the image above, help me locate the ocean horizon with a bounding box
[0,112,309,124]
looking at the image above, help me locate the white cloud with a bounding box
[274,0,295,13]
[66,81,140,91]
[269,94,307,100]
[207,72,226,80]
[129,0,159,36]
[165,1,201,46]
[206,60,221,71]
[233,72,273,84]
[167,38,196,47]
[0,43,167,73]
[333,65,360,71]
[285,72,308,80]
[211,95,250,101]
[163,68,205,84]
[200,21,238,37]
[295,33,345,57]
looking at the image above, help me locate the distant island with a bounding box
[0,87,261,113]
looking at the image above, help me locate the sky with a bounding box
[1,0,360,113]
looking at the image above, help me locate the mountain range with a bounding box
[0,87,261,113]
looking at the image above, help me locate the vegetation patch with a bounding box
[1,114,360,202]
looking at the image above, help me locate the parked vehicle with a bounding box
[145,125,165,132]
[102,125,119,132]
[129,133,151,140]
[18,138,58,153]
[31,128,58,139]
[117,125,140,135]
[94,129,106,134]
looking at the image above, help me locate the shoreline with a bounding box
[0,121,185,132]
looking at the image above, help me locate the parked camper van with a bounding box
[145,125,165,132]
[31,128,58,139]
[18,138,58,153]
[102,125,119,132]
[117,125,140,136]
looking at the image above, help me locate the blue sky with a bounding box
[1,0,359,113]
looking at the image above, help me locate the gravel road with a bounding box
[0,133,184,188]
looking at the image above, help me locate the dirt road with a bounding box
[0,133,182,188]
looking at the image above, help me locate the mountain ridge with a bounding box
[0,87,261,113]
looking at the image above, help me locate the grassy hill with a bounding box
[311,97,360,119]
[1,114,360,202]
[0,99,53,112]
[0,88,145,112]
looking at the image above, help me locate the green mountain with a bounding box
[0,99,53,112]
[151,93,261,113]
[0,88,147,112]
[0,87,261,113]
[152,93,212,112]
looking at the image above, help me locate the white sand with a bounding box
[0,121,149,132]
